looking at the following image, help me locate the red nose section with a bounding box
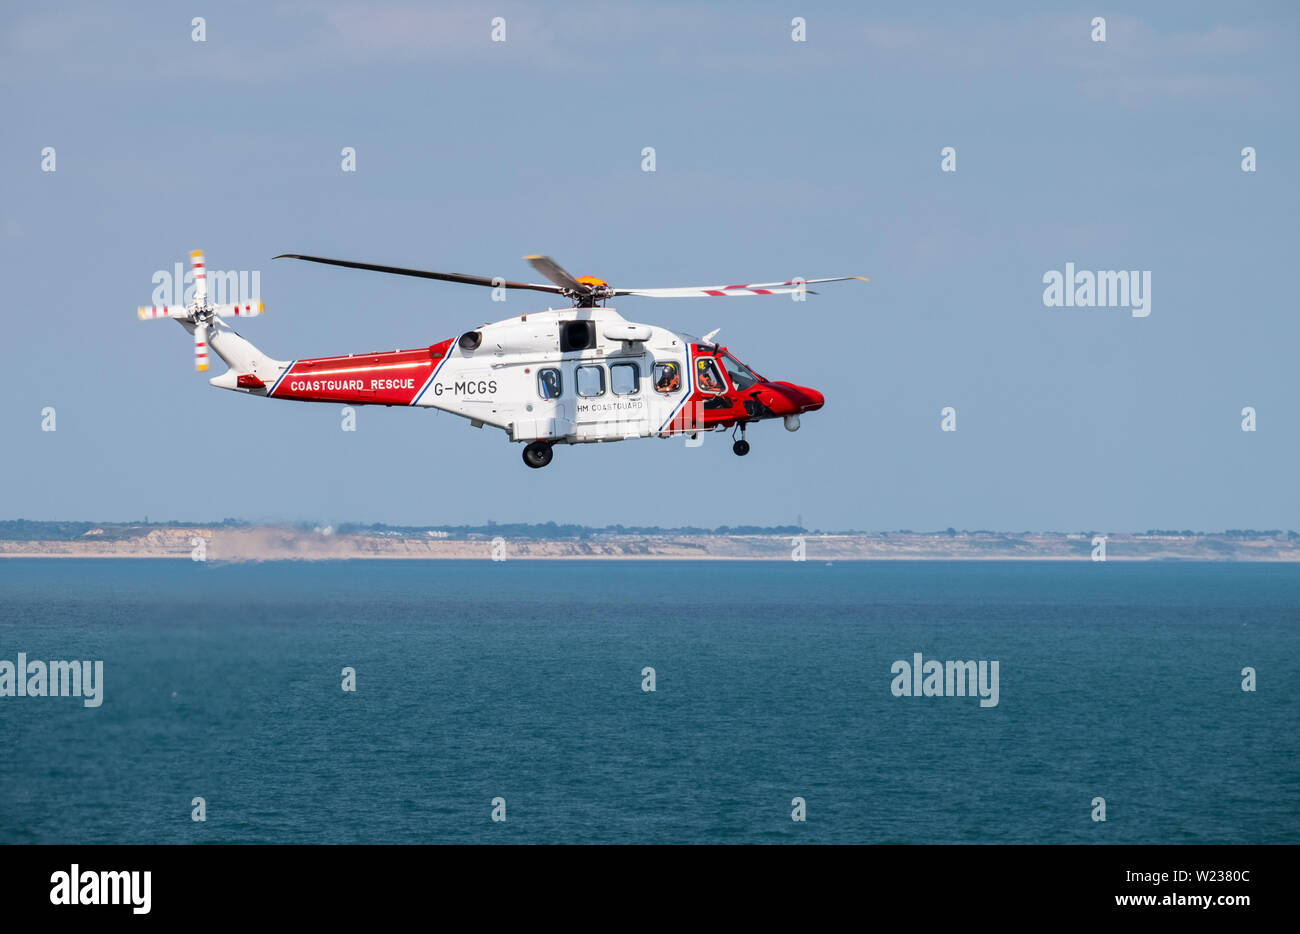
[797,386,825,412]
[768,381,825,413]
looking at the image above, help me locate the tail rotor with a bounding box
[191,249,207,306]
[194,321,210,372]
[137,250,264,372]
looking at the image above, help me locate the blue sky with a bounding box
[1,1,1297,530]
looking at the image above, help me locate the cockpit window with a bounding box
[695,357,726,394]
[720,352,760,391]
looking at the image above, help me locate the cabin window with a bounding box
[653,361,682,394]
[610,362,640,395]
[537,368,562,400]
[576,364,605,397]
[695,357,726,394]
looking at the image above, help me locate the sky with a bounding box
[1,1,1297,531]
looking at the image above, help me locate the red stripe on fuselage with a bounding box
[270,339,454,405]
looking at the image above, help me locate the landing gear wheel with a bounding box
[522,441,554,469]
[732,439,750,457]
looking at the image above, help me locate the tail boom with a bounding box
[263,338,456,405]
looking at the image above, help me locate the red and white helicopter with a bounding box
[138,251,865,468]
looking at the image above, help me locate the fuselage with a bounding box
[211,306,824,444]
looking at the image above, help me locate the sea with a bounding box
[1,559,1296,844]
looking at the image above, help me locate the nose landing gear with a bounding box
[522,441,554,468]
[732,423,750,457]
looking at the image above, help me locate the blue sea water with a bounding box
[0,559,1296,844]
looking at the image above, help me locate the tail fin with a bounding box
[194,321,288,392]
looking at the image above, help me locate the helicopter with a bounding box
[137,251,866,468]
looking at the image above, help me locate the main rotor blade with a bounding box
[274,254,565,295]
[613,276,868,298]
[617,286,821,298]
[524,255,588,293]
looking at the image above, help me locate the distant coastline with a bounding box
[1,522,1297,562]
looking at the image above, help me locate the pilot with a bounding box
[696,359,721,392]
[656,364,680,393]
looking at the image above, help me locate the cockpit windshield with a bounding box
[720,352,762,391]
